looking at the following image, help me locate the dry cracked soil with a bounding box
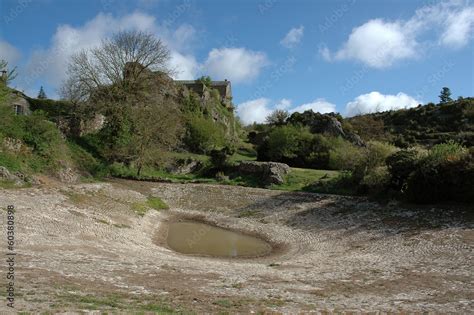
[0,178,472,314]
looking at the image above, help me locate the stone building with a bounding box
[175,79,233,109]
[11,95,31,115]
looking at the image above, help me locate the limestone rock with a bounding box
[237,161,290,185]
[57,167,80,184]
[166,158,203,175]
[0,166,25,186]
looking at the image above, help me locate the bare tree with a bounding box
[63,30,171,97]
[0,59,17,85]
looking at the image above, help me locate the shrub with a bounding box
[257,126,333,168]
[351,141,397,183]
[403,142,473,203]
[405,151,473,203]
[427,140,467,163]
[386,148,425,191]
[360,166,390,195]
[185,116,226,154]
[328,138,364,170]
[210,146,234,170]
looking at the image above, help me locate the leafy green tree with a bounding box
[37,86,47,99]
[197,76,212,87]
[439,87,453,104]
[266,109,289,126]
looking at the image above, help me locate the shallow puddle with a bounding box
[166,221,272,258]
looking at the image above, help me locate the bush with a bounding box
[360,166,390,195]
[264,125,305,161]
[0,107,67,173]
[405,152,473,203]
[403,142,473,203]
[210,146,235,170]
[386,148,424,191]
[328,138,364,170]
[257,126,334,168]
[427,140,467,163]
[351,141,397,183]
[184,116,227,154]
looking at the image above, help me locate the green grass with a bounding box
[272,167,340,191]
[132,196,169,216]
[0,180,32,189]
[147,196,169,210]
[131,202,149,216]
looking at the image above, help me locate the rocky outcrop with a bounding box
[323,117,365,147]
[166,158,203,175]
[237,161,290,185]
[57,166,80,184]
[0,166,39,186]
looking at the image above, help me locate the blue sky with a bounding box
[1,0,473,123]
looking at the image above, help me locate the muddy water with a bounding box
[166,221,272,258]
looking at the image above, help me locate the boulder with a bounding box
[237,161,290,185]
[57,166,80,184]
[0,166,26,186]
[166,158,203,175]
[324,117,346,138]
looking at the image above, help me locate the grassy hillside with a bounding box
[348,98,474,147]
[0,86,100,184]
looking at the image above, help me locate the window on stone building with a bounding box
[13,105,23,115]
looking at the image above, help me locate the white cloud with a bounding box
[333,19,418,68]
[290,99,337,114]
[280,26,304,48]
[169,51,199,80]
[237,98,273,125]
[203,47,268,83]
[345,91,420,116]
[275,98,292,109]
[237,97,337,125]
[323,1,474,68]
[0,40,21,65]
[21,12,160,89]
[21,12,267,93]
[19,12,201,92]
[440,6,474,48]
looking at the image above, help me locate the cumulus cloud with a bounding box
[237,97,337,125]
[18,11,202,92]
[0,39,21,65]
[237,98,273,125]
[345,91,420,116]
[280,26,304,48]
[168,51,199,80]
[203,48,268,83]
[290,99,337,114]
[322,1,474,68]
[275,98,292,109]
[333,19,418,68]
[440,6,474,48]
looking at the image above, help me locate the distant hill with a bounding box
[347,98,474,147]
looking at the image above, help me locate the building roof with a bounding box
[175,80,231,86]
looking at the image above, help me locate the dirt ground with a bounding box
[0,178,472,314]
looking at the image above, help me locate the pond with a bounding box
[166,221,272,258]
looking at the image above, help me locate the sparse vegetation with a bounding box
[147,196,169,210]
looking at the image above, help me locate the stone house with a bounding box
[1,70,31,115]
[11,95,31,115]
[175,79,233,109]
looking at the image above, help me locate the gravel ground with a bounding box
[0,178,472,313]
